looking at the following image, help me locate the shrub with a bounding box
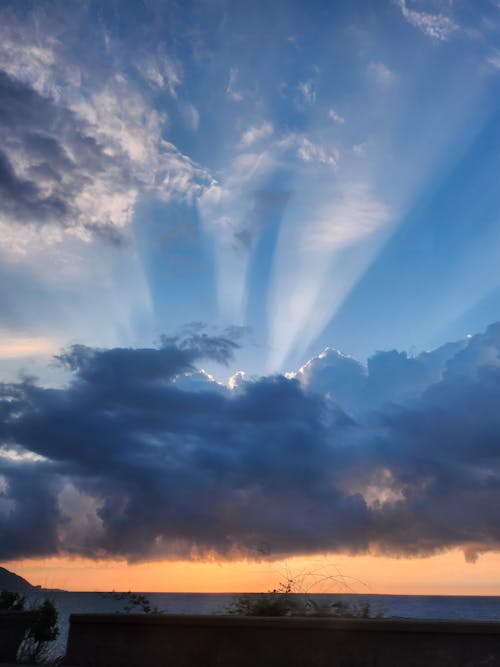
[1,590,60,663]
[18,598,59,663]
[227,574,384,619]
[227,578,299,617]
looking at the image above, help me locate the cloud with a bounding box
[226,67,244,102]
[487,50,500,70]
[138,52,182,97]
[297,79,316,106]
[181,103,200,131]
[396,0,459,41]
[295,137,339,167]
[277,134,339,168]
[328,109,345,124]
[0,6,211,247]
[352,142,367,156]
[0,71,135,244]
[294,336,468,416]
[240,122,274,148]
[367,62,396,87]
[2,323,500,563]
[267,182,393,370]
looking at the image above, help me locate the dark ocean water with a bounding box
[26,591,500,659]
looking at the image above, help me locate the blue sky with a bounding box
[3,1,500,573]
[1,0,500,381]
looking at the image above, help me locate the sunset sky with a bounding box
[2,0,500,595]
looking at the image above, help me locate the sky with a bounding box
[2,0,500,594]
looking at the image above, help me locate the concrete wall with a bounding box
[64,613,500,667]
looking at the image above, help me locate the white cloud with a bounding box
[295,136,339,167]
[173,369,225,393]
[158,54,182,97]
[277,133,339,168]
[240,122,274,147]
[328,108,345,124]
[487,50,500,70]
[135,49,183,97]
[303,184,390,251]
[228,370,246,390]
[226,67,244,102]
[0,447,47,463]
[297,79,316,105]
[368,61,396,87]
[396,0,459,41]
[181,103,200,131]
[352,142,367,156]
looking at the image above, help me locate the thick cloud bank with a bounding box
[2,324,500,563]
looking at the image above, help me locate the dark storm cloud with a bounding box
[0,457,61,560]
[2,325,500,563]
[0,147,68,223]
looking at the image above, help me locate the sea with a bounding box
[23,591,500,659]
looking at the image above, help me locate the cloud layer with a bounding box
[1,323,500,563]
[0,3,210,249]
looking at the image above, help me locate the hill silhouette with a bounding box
[0,566,39,592]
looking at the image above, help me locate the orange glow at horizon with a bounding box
[4,549,500,596]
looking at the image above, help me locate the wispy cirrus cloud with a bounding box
[487,50,500,70]
[240,122,274,148]
[367,61,396,87]
[226,67,244,102]
[137,52,183,98]
[396,0,459,41]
